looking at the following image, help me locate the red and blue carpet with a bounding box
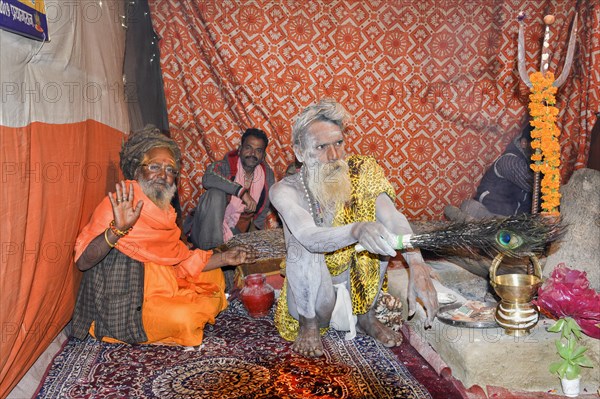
[36,300,435,398]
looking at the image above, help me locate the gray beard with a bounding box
[138,177,177,210]
[306,159,351,215]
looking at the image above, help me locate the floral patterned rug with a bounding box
[36,300,432,398]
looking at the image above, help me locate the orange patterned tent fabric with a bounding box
[150,0,599,221]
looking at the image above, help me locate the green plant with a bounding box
[548,317,595,380]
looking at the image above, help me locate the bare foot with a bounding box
[292,316,324,357]
[356,309,402,347]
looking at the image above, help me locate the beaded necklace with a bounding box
[299,168,324,226]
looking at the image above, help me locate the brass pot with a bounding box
[490,253,542,336]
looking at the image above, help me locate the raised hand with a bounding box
[77,181,143,271]
[108,181,144,231]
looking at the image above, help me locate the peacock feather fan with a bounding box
[409,213,565,258]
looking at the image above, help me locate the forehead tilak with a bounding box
[142,153,176,166]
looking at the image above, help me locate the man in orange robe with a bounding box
[72,126,255,347]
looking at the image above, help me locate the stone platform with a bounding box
[388,260,600,398]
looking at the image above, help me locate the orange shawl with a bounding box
[75,180,212,280]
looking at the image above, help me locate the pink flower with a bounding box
[534,264,600,339]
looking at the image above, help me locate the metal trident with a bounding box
[517,13,578,216]
[518,13,578,88]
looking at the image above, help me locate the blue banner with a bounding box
[0,0,48,41]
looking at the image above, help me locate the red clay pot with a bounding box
[240,273,275,318]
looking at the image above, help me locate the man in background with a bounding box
[445,124,534,221]
[185,128,276,250]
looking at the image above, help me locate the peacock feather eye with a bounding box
[496,230,524,249]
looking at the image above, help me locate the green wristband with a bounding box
[395,234,404,250]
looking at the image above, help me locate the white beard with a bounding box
[306,159,351,215]
[138,177,177,210]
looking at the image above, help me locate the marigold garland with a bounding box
[528,71,561,215]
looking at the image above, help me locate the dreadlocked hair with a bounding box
[120,125,182,180]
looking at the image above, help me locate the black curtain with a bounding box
[588,112,600,171]
[123,0,170,134]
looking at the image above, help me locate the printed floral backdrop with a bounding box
[150,0,598,220]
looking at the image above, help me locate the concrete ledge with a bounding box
[388,265,600,397]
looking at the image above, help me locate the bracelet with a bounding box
[110,220,133,237]
[238,187,248,198]
[104,228,116,248]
